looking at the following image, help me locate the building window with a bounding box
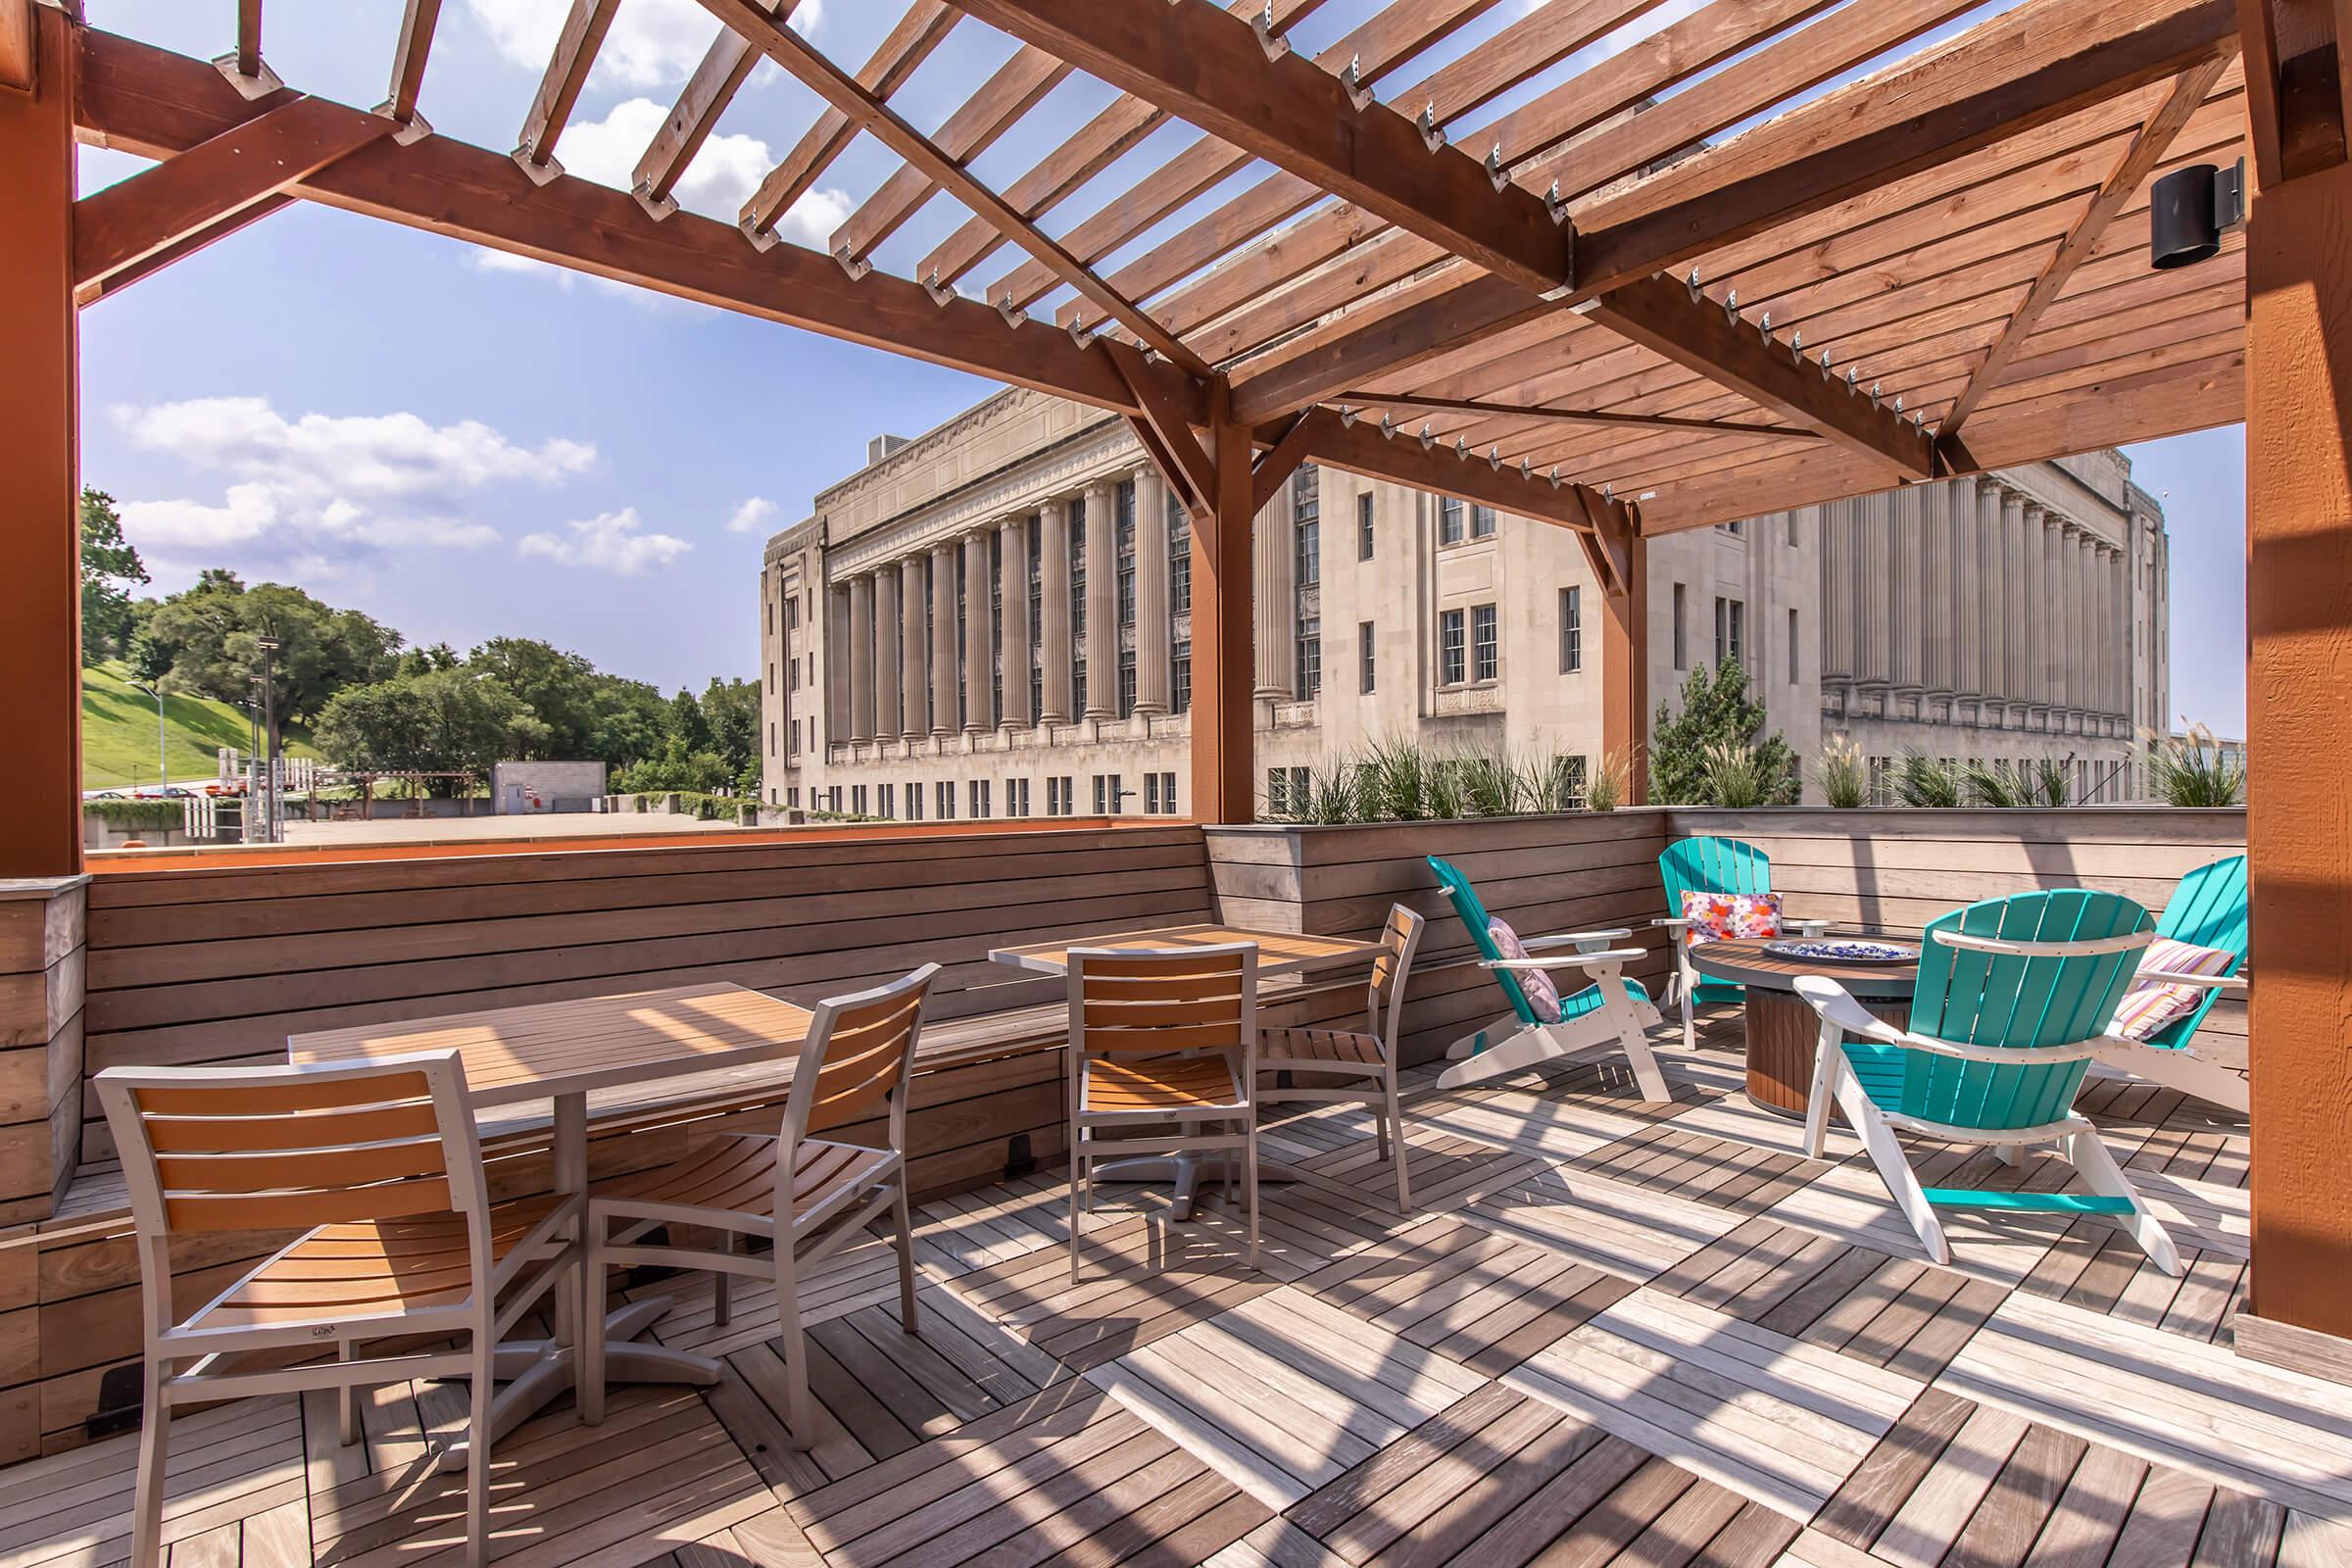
[990,528,1004,724]
[1118,650,1138,717]
[786,787,798,808]
[879,782,895,818]
[1440,609,1466,685]
[1006,777,1030,817]
[1146,772,1161,813]
[1092,774,1105,814]
[1359,621,1376,694]
[1672,583,1688,670]
[851,785,867,815]
[1788,608,1800,684]
[1293,469,1320,587]
[1356,491,1374,561]
[1168,494,1192,716]
[768,721,776,757]
[1439,495,1464,545]
[1026,513,1044,720]
[1159,771,1177,816]
[1297,615,1320,700]
[1714,595,1743,667]
[1069,504,1088,715]
[1472,603,1498,682]
[1115,480,1137,629]
[788,718,800,757]
[1108,772,1123,812]
[827,786,842,812]
[1470,503,1496,539]
[906,781,921,820]
[955,549,969,726]
[787,659,799,692]
[936,780,955,819]
[971,779,990,818]
[1560,586,1582,673]
[786,596,800,630]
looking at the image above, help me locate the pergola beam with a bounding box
[74,28,1207,424]
[1228,0,2240,420]
[235,0,262,82]
[1286,408,1611,534]
[73,94,392,305]
[633,3,797,216]
[943,0,1574,300]
[1328,391,1823,439]
[382,0,440,126]
[692,0,1210,376]
[1943,57,2232,437]
[514,0,622,178]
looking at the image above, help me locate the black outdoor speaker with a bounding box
[2150,159,2247,270]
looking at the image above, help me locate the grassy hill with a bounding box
[81,662,318,792]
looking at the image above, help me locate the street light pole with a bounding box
[255,636,281,844]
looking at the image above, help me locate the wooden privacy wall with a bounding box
[76,824,1212,1162]
[1207,813,1677,1068]
[1659,808,2250,1070]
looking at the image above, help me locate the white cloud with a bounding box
[468,0,820,91]
[553,97,849,235]
[518,508,692,573]
[725,495,778,534]
[112,396,590,573]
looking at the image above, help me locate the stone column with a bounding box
[2001,489,2032,711]
[1039,498,1073,723]
[1949,480,1978,696]
[929,540,957,736]
[847,573,875,743]
[1922,482,1953,693]
[998,514,1031,728]
[1977,482,2005,708]
[1133,466,1171,714]
[1254,483,1296,698]
[899,558,928,740]
[963,529,993,733]
[873,564,902,742]
[1821,496,1853,680]
[2071,528,2092,724]
[1083,479,1117,719]
[825,585,852,745]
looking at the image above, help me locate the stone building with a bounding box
[759,390,2169,818]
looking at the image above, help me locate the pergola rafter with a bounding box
[512,0,621,180]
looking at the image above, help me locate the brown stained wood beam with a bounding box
[692,0,1211,376]
[1943,58,2232,439]
[830,42,1066,270]
[1585,275,1937,476]
[945,0,1574,300]
[920,0,1331,296]
[0,0,32,93]
[1327,391,1820,440]
[1228,0,2241,423]
[76,190,290,307]
[1105,341,1215,513]
[514,0,622,178]
[382,0,441,126]
[1249,414,1318,517]
[74,27,1207,424]
[2237,0,2287,186]
[634,2,794,215]
[739,2,953,245]
[73,94,392,303]
[1288,407,1606,533]
[237,0,262,82]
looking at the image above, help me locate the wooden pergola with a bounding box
[1,0,2347,1346]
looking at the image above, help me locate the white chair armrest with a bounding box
[1651,917,1693,931]
[2137,968,2247,995]
[1788,917,1835,936]
[1483,949,1647,971]
[1524,928,1634,951]
[1792,975,1905,1046]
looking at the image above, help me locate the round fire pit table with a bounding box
[1688,937,1919,1117]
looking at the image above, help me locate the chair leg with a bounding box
[131,1358,169,1568]
[893,1180,919,1332]
[1803,1021,1842,1158]
[578,1209,608,1427]
[1679,952,1698,1054]
[1386,1075,1411,1214]
[1842,1083,1949,1266]
[336,1340,359,1446]
[711,1230,733,1330]
[465,1327,494,1568]
[2068,1127,2184,1276]
[1243,1112,1261,1270]
[776,1245,813,1448]
[1067,1135,1085,1284]
[1601,970,1673,1103]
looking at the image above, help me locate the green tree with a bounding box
[313,667,550,790]
[699,676,760,787]
[584,679,670,769]
[664,687,713,755]
[396,641,461,677]
[149,575,403,749]
[610,734,733,795]
[1648,659,1799,806]
[79,488,150,664]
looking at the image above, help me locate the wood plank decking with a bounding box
[0,1011,2308,1568]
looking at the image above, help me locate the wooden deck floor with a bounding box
[4,1013,2328,1568]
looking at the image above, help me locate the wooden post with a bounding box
[0,2,83,879]
[2243,156,2352,1347]
[1190,389,1255,823]
[1599,523,1650,806]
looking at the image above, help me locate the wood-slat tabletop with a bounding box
[990,923,1380,978]
[286,982,816,1109]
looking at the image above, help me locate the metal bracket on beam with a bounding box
[1066,318,1096,350]
[1339,55,1373,111]
[368,103,433,147]
[1416,103,1445,153]
[1250,3,1288,62]
[630,177,679,220]
[922,269,956,307]
[211,49,283,101]
[512,145,565,188]
[833,244,872,282]
[996,292,1029,329]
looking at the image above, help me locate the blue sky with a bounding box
[76,1,2245,732]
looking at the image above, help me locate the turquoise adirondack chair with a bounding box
[1795,888,2180,1273]
[1425,856,1667,1098]
[2101,855,2248,1112]
[1657,836,1832,1050]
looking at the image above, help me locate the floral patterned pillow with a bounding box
[1680,890,1784,945]
[1487,916,1563,1024]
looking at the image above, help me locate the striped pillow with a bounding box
[2112,938,2235,1042]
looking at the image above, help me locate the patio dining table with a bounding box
[286,980,817,1465]
[991,922,1386,1218]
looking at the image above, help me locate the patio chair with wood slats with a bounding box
[1795,888,2180,1274]
[95,1053,579,1568]
[1067,943,1258,1280]
[2099,853,2249,1112]
[578,963,938,1447]
[1657,835,1833,1051]
[1257,904,1425,1214]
